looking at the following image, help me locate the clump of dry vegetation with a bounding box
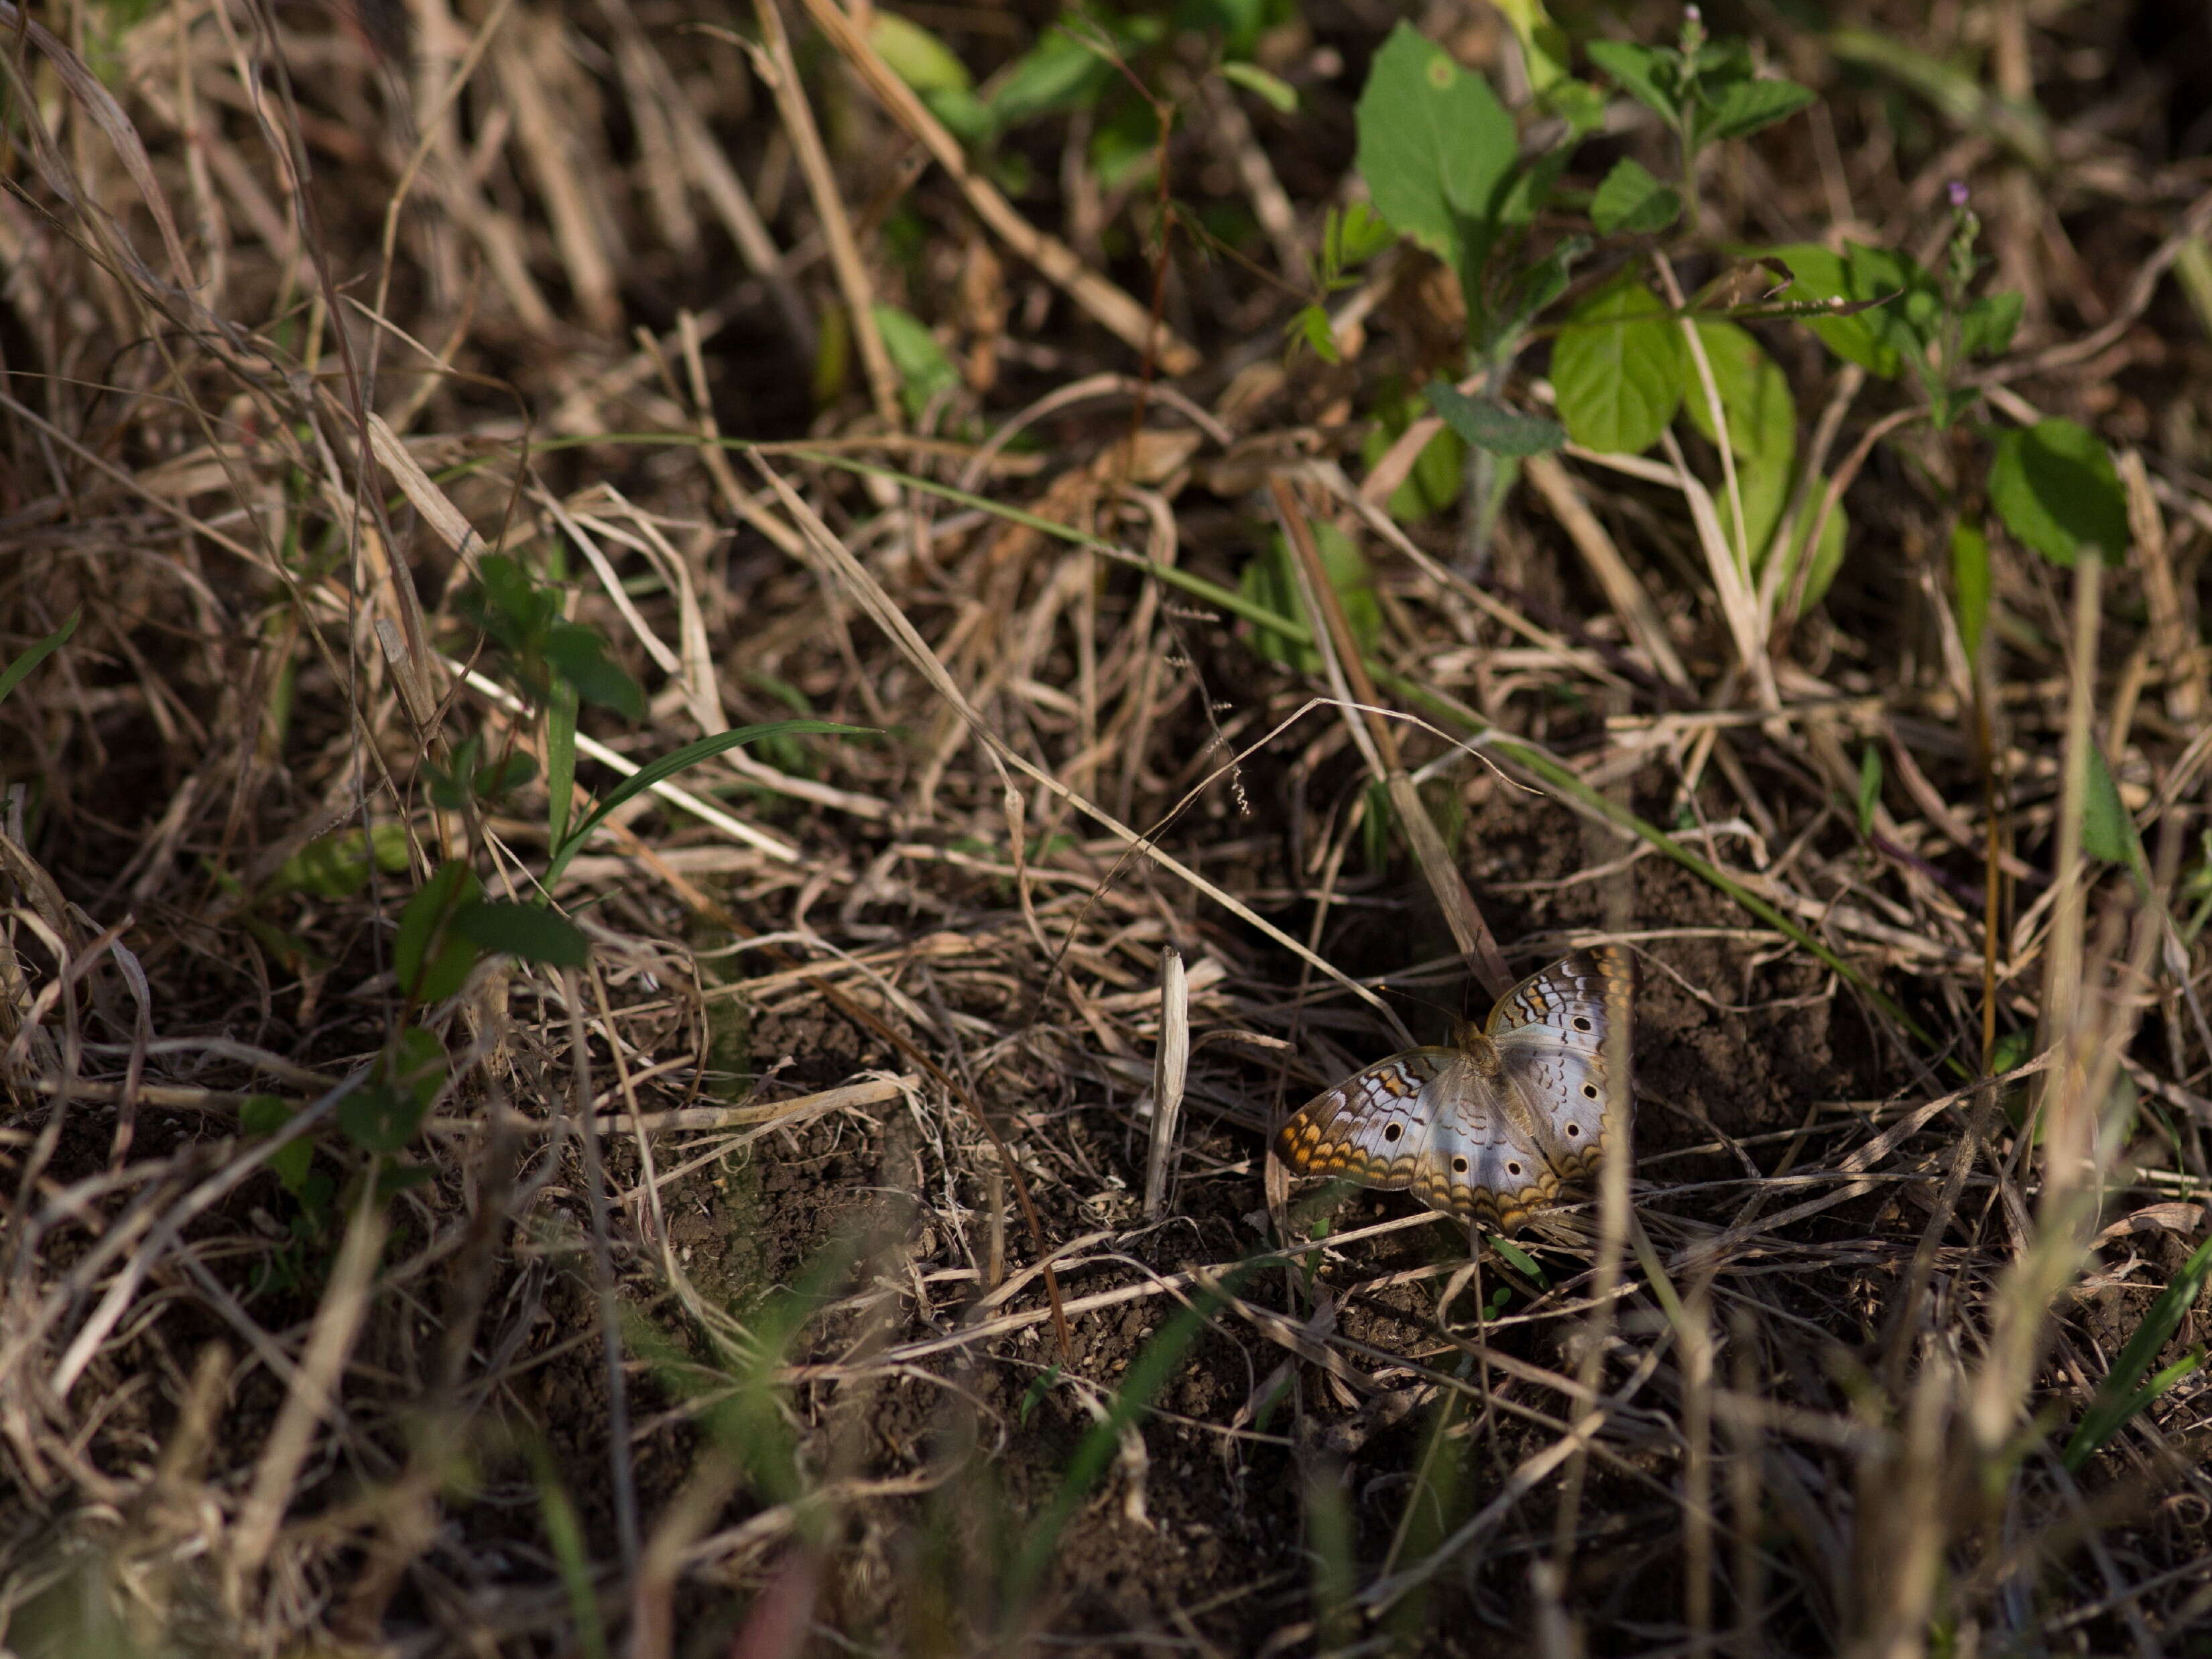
[4,0,2212,1652]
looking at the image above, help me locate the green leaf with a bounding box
[0,609,78,710]
[1540,78,1609,135]
[1325,201,1396,271]
[1490,0,1569,95]
[1239,522,1379,670]
[1769,243,1917,378]
[1773,483,1848,613]
[341,1028,448,1153]
[2082,743,2146,877]
[241,1094,315,1194]
[1585,40,1676,123]
[872,304,963,421]
[1960,291,2023,360]
[1222,60,1297,113]
[1856,743,1882,838]
[1589,158,1681,235]
[1989,419,2129,568]
[1425,385,1564,456]
[1551,275,1684,455]
[1683,320,1796,558]
[273,822,412,899]
[1488,1234,1546,1284]
[2065,1231,2212,1469]
[544,721,873,892]
[922,85,996,145]
[1952,519,1991,665]
[1354,22,1518,278]
[985,15,1124,128]
[454,900,591,969]
[868,9,971,93]
[544,621,646,718]
[395,861,481,1005]
[1701,76,1815,142]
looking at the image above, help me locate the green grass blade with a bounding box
[2063,1232,2212,1469]
[0,609,78,709]
[543,719,871,891]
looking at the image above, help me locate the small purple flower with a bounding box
[1684,3,1701,19]
[1948,180,1970,209]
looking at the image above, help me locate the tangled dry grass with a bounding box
[4,0,2212,1653]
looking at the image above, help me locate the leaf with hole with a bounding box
[1551,275,1683,455]
[1989,419,2128,568]
[1354,22,1518,278]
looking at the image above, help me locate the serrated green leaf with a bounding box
[1551,275,1684,455]
[0,609,77,710]
[1769,243,1919,377]
[1585,40,1675,123]
[1590,157,1680,235]
[1354,23,1518,278]
[454,899,591,969]
[1222,60,1297,113]
[1989,419,2128,568]
[1701,76,1815,142]
[1425,384,1564,456]
[1952,519,1990,665]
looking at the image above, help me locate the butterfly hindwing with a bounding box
[1491,946,1636,1183]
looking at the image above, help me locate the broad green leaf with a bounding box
[872,304,962,421]
[1701,76,1815,142]
[1590,157,1680,235]
[1541,78,1609,135]
[543,721,873,892]
[1856,744,1882,837]
[1952,519,1991,664]
[2065,1231,2212,1469]
[1684,320,1796,558]
[922,86,996,145]
[1769,243,1917,377]
[0,609,77,709]
[869,10,971,93]
[1551,275,1684,455]
[1354,23,1517,277]
[1489,1234,1546,1284]
[1222,61,1297,113]
[1989,419,2128,567]
[1585,40,1675,123]
[395,861,481,1005]
[454,899,591,969]
[1426,384,1564,457]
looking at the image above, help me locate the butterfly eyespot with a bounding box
[1565,1123,1580,1137]
[1582,1083,1599,1099]
[1572,1016,1593,1032]
[1452,1157,1468,1174]
[1506,1162,1522,1176]
[1384,1123,1402,1143]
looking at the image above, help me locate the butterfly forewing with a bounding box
[1274,1049,1452,1191]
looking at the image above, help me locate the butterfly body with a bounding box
[1273,948,1636,1233]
